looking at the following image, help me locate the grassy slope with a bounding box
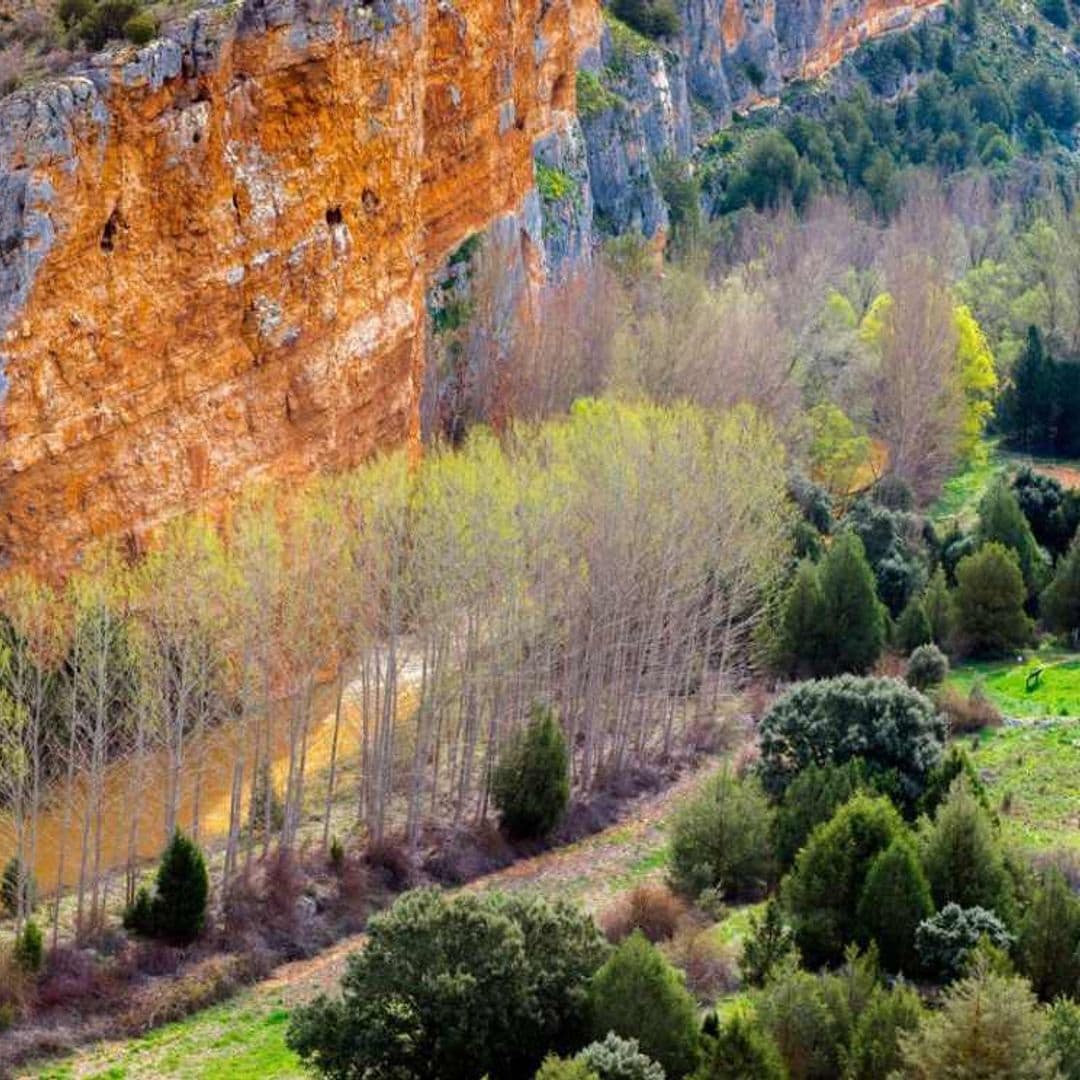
[28,764,720,1079]
[951,650,1080,852]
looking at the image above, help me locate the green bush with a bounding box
[896,598,933,653]
[914,903,1013,980]
[1046,998,1080,1080]
[577,1033,665,1080]
[1017,868,1080,1001]
[896,964,1057,1078]
[610,0,680,38]
[758,676,945,810]
[923,567,952,645]
[123,10,156,44]
[740,899,797,988]
[905,643,949,691]
[536,1058,599,1080]
[917,744,988,819]
[846,983,924,1080]
[667,769,774,900]
[76,0,139,49]
[1041,534,1080,636]
[778,560,826,678]
[492,704,570,840]
[589,932,700,1078]
[919,779,1014,920]
[288,888,607,1080]
[782,794,906,968]
[951,543,1033,656]
[772,759,870,870]
[757,966,841,1080]
[56,0,92,28]
[694,1004,786,1080]
[14,918,43,974]
[855,837,933,974]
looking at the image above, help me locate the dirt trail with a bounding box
[257,761,714,1005]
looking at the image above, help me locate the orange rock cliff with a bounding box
[0,0,941,573]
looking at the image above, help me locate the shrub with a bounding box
[600,884,686,944]
[1041,534,1080,636]
[934,681,1003,734]
[492,704,570,840]
[287,888,607,1080]
[855,838,933,974]
[782,794,906,968]
[123,10,156,43]
[589,932,700,1078]
[740,899,797,987]
[1017,868,1080,1001]
[1046,998,1080,1080]
[951,543,1033,657]
[896,964,1057,1078]
[76,0,139,49]
[610,0,680,38]
[923,567,952,644]
[128,829,209,944]
[915,903,1013,980]
[1,857,35,917]
[577,1033,666,1080]
[757,967,839,1079]
[536,1059,599,1080]
[57,0,93,28]
[772,759,870,869]
[918,744,988,818]
[667,769,774,901]
[695,1004,786,1079]
[846,984,923,1080]
[905,643,948,691]
[920,779,1014,920]
[758,676,945,810]
[14,918,44,973]
[896,599,933,654]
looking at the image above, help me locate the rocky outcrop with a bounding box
[0,0,941,572]
[0,0,599,573]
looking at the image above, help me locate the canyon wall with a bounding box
[0,0,939,572]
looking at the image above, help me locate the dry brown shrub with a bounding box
[364,838,415,892]
[731,740,761,778]
[936,683,1004,734]
[666,927,740,1002]
[599,884,688,944]
[119,951,267,1035]
[873,652,908,679]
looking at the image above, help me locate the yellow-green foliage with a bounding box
[954,304,998,465]
[808,402,872,494]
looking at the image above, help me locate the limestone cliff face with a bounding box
[0,0,938,571]
[0,0,599,572]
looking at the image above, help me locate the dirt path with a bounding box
[260,761,714,1005]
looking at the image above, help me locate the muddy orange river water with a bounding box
[0,682,373,892]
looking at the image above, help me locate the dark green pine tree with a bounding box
[977,478,1043,595]
[153,829,209,943]
[492,704,570,840]
[780,560,826,678]
[1000,326,1053,452]
[818,532,886,675]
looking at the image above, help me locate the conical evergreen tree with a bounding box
[856,838,934,974]
[780,560,826,677]
[818,532,886,675]
[977,479,1043,595]
[1041,535,1080,637]
[153,829,209,943]
[1000,326,1053,451]
[492,704,570,839]
[896,597,933,654]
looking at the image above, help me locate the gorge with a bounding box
[0,0,942,572]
